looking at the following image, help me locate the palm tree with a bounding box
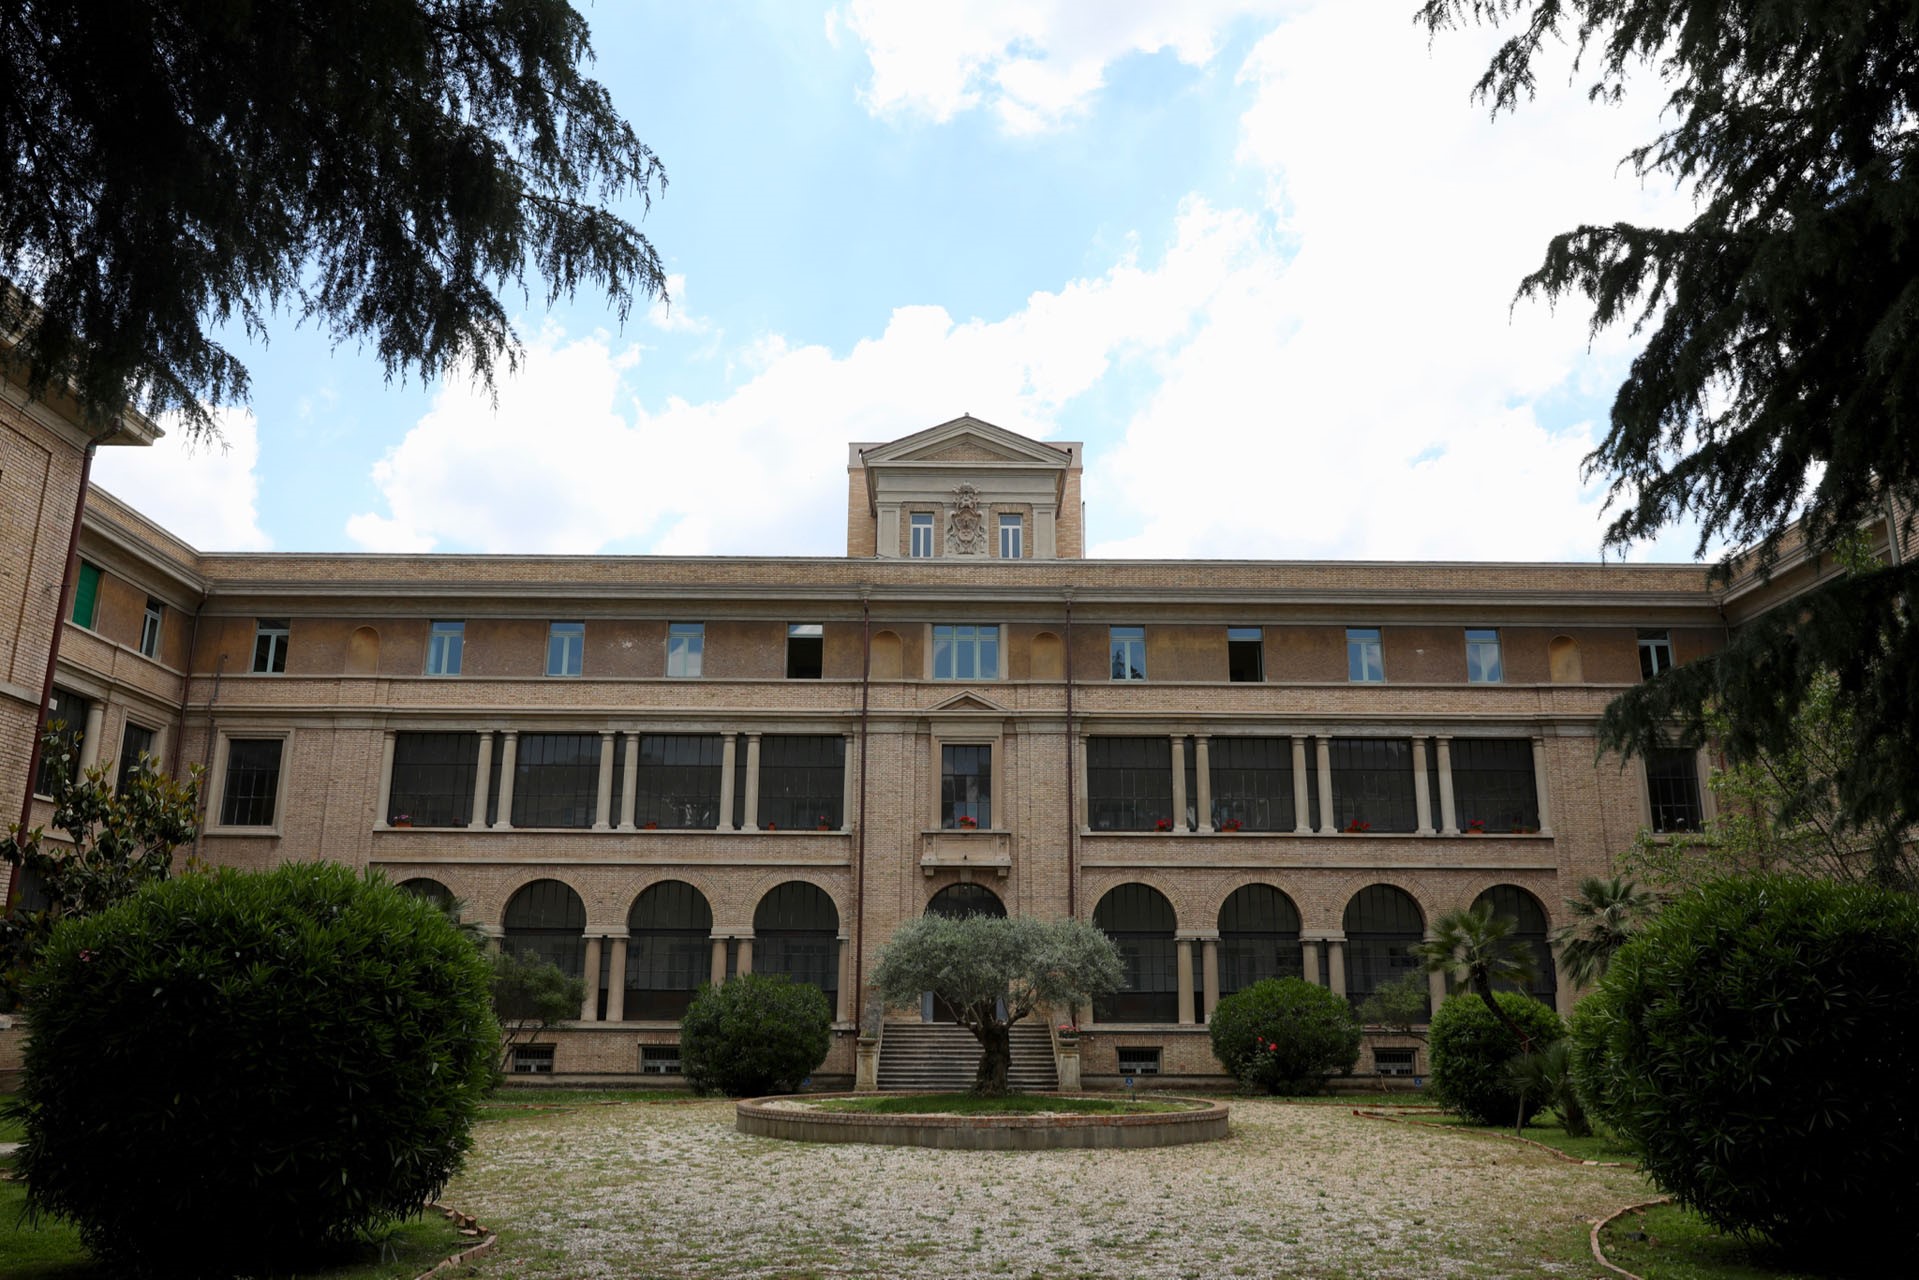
[1418,902,1539,1051]
[1552,876,1657,988]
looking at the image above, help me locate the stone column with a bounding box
[1200,936,1220,1021]
[1170,735,1188,832]
[1435,736,1458,834]
[1428,963,1449,1017]
[1176,937,1197,1025]
[78,702,106,772]
[1194,735,1214,833]
[469,731,492,828]
[580,935,603,1022]
[1412,737,1434,835]
[709,934,728,987]
[841,732,856,830]
[593,731,616,831]
[1316,737,1336,834]
[1076,734,1090,830]
[604,935,628,1022]
[478,924,504,956]
[742,733,762,831]
[1300,938,1323,986]
[1531,736,1555,835]
[1327,938,1347,998]
[1292,735,1311,833]
[836,934,854,1023]
[736,935,754,976]
[375,729,397,827]
[618,731,639,830]
[491,731,518,830]
[717,732,738,831]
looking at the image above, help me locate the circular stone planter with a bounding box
[736,1093,1230,1150]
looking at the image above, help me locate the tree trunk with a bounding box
[1473,974,1534,1054]
[972,1020,1012,1095]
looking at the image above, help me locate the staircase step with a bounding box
[876,1021,1059,1092]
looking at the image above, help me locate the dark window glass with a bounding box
[1638,630,1674,680]
[1087,736,1173,831]
[398,877,454,914]
[503,879,586,979]
[389,731,480,826]
[926,883,1006,919]
[758,735,845,830]
[1210,737,1294,831]
[139,599,164,658]
[547,621,584,676]
[116,723,157,794]
[1343,885,1426,1015]
[252,619,288,673]
[1450,738,1539,831]
[36,689,90,795]
[786,624,823,679]
[219,738,283,826]
[634,734,722,829]
[71,561,101,628]
[1092,884,1177,1023]
[753,882,839,1002]
[1328,738,1417,832]
[1227,627,1263,682]
[1216,885,1303,996]
[1647,747,1703,832]
[512,733,600,829]
[941,744,991,828]
[626,881,713,1021]
[1474,885,1557,1005]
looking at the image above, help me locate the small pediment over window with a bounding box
[929,691,1008,714]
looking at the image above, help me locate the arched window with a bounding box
[926,882,1006,919]
[753,882,839,1004]
[1217,885,1303,996]
[626,881,713,1021]
[396,876,454,915]
[1343,885,1425,1015]
[1474,884,1557,1006]
[503,878,587,980]
[1092,884,1177,1024]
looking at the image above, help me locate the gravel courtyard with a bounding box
[447,1099,1647,1279]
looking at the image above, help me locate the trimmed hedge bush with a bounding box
[1208,977,1362,1093]
[9,864,498,1272]
[1428,991,1564,1125]
[680,973,832,1096]
[1571,874,1919,1260]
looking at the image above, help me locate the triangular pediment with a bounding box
[928,691,1010,714]
[860,416,1074,469]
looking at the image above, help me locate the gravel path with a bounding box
[448,1099,1647,1279]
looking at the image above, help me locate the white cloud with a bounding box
[647,273,711,335]
[835,0,1292,133]
[91,406,271,551]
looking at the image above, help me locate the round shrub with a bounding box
[1428,990,1564,1125]
[680,973,832,1096]
[12,864,498,1272]
[1577,874,1919,1260]
[1208,977,1362,1093]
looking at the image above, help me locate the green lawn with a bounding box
[1600,1203,1842,1280]
[1420,1113,1639,1163]
[806,1092,1199,1116]
[483,1086,693,1106]
[0,1093,23,1144]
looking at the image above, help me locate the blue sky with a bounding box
[93,2,1700,563]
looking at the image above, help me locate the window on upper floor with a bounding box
[1209,736,1295,831]
[252,619,289,674]
[1227,627,1263,682]
[547,621,584,677]
[932,624,999,680]
[786,623,823,679]
[667,622,703,677]
[1647,746,1704,833]
[909,512,935,558]
[388,731,480,826]
[998,513,1023,560]
[1327,737,1417,832]
[1087,736,1173,831]
[1109,626,1146,680]
[71,561,101,628]
[219,738,284,826]
[36,688,89,796]
[1346,627,1384,683]
[1448,738,1539,832]
[941,744,992,829]
[139,598,164,658]
[116,722,157,794]
[1465,629,1502,683]
[634,734,723,828]
[512,733,600,829]
[759,735,845,830]
[426,620,463,676]
[1638,629,1674,680]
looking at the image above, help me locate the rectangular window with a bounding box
[252,619,289,674]
[1209,737,1294,831]
[634,734,723,829]
[115,723,156,794]
[547,621,584,677]
[1346,627,1385,683]
[139,599,164,658]
[909,512,934,558]
[1087,736,1173,831]
[426,620,464,676]
[1227,627,1263,682]
[998,513,1023,559]
[1373,1048,1416,1077]
[219,738,284,826]
[70,560,101,628]
[666,622,703,678]
[511,1044,555,1075]
[941,744,992,829]
[640,1045,682,1075]
[1647,747,1704,833]
[1465,629,1502,683]
[1328,738,1417,832]
[512,733,601,829]
[35,689,90,796]
[786,623,823,679]
[388,731,480,826]
[932,624,999,680]
[1449,738,1539,832]
[757,735,845,830]
[1116,1047,1162,1077]
[1109,625,1146,681]
[1638,629,1674,680]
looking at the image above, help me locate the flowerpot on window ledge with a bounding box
[1342,821,1372,834]
[390,817,412,828]
[1152,819,1174,833]
[955,818,978,831]
[1463,821,1486,835]
[1218,820,1243,833]
[643,821,659,830]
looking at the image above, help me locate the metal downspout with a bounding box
[1064,591,1076,918]
[853,590,872,1024]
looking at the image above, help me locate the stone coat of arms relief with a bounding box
[947,483,989,555]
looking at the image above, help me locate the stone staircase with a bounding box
[877,1021,1059,1092]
